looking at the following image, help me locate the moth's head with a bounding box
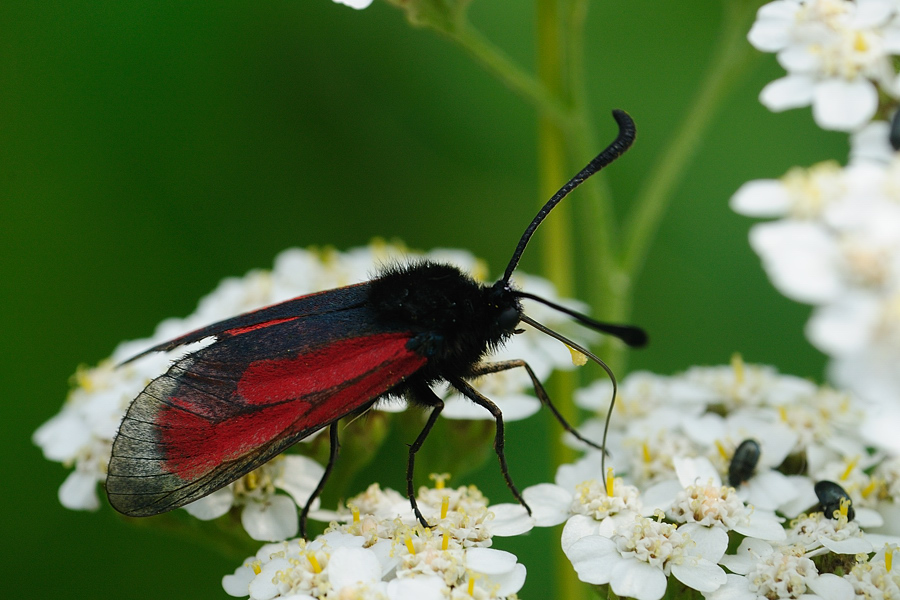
[487,281,523,337]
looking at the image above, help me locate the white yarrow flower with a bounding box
[565,515,727,600]
[184,454,325,542]
[224,482,528,600]
[716,538,855,600]
[749,0,900,131]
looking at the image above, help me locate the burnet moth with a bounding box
[106,110,646,534]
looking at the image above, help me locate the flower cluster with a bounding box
[526,358,900,600]
[222,481,531,600]
[729,122,900,452]
[33,242,578,539]
[748,0,900,131]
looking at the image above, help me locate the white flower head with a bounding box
[669,456,786,542]
[749,0,900,131]
[184,454,326,542]
[565,515,728,600]
[224,482,528,600]
[845,545,900,600]
[731,162,846,220]
[715,538,855,600]
[520,469,645,531]
[788,510,873,555]
[681,356,817,411]
[327,479,534,543]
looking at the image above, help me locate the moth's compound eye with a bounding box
[497,306,520,332]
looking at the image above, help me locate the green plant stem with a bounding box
[536,5,587,600]
[448,23,572,129]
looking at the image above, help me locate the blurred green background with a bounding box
[2,1,846,598]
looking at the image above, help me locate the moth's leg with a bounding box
[300,422,340,538]
[406,385,445,528]
[468,360,605,453]
[446,375,530,515]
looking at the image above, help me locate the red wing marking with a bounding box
[236,333,417,405]
[157,333,426,480]
[224,317,300,336]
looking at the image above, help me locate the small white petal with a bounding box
[674,456,722,488]
[386,576,445,600]
[678,523,729,561]
[813,79,878,132]
[307,531,366,551]
[720,538,773,575]
[555,451,605,490]
[441,393,539,421]
[566,535,618,584]
[808,573,854,600]
[276,455,325,508]
[681,413,726,446]
[248,557,291,600]
[488,503,535,536]
[490,563,527,597]
[641,480,683,515]
[730,179,793,217]
[760,75,815,111]
[706,574,756,600]
[748,9,795,52]
[222,563,255,597]
[59,470,100,511]
[329,547,382,591]
[854,507,884,529]
[561,514,601,553]
[370,538,400,577]
[820,536,872,554]
[743,470,798,511]
[611,557,668,600]
[777,45,823,73]
[184,487,234,520]
[850,121,893,164]
[33,411,91,462]
[749,221,841,303]
[672,558,727,592]
[732,511,787,541]
[242,495,299,542]
[467,548,518,575]
[807,295,879,355]
[522,484,572,526]
[778,475,818,518]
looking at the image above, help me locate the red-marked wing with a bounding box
[107,315,426,516]
[122,283,369,364]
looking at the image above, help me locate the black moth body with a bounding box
[368,262,522,389]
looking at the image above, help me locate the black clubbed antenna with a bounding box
[513,290,648,348]
[501,110,636,285]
